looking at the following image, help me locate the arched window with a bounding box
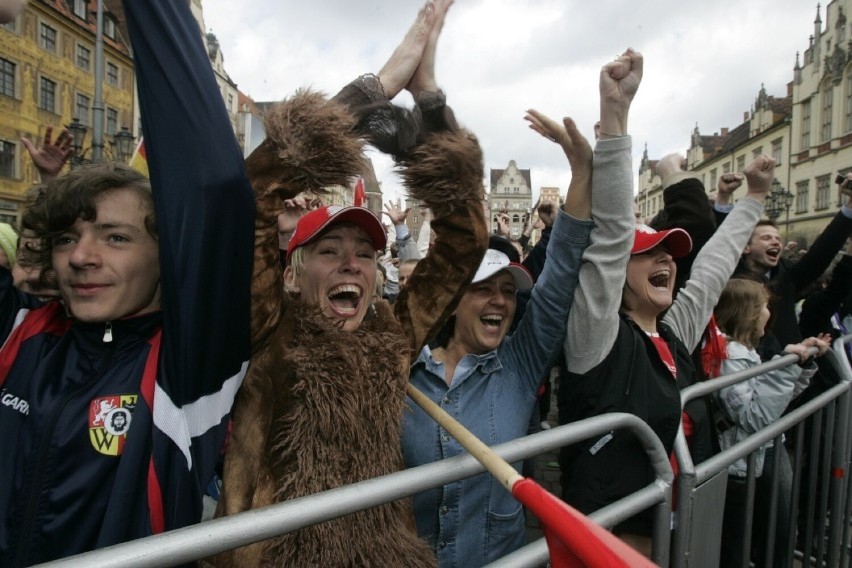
[512,214,520,223]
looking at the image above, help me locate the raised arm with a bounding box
[122,0,254,406]
[799,240,852,338]
[563,49,643,374]
[384,199,422,261]
[21,125,72,184]
[663,156,772,350]
[500,111,593,387]
[391,0,488,357]
[788,178,852,294]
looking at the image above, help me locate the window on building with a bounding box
[802,99,811,150]
[816,174,831,210]
[103,16,116,39]
[72,0,87,20]
[752,146,763,158]
[722,162,731,174]
[736,155,745,172]
[39,23,57,52]
[2,18,16,32]
[822,88,833,142]
[795,180,809,213]
[0,140,13,178]
[39,77,56,112]
[710,169,717,191]
[772,139,783,165]
[73,0,87,20]
[512,214,519,223]
[0,58,14,98]
[76,44,91,70]
[847,74,852,133]
[106,62,118,86]
[76,93,90,126]
[227,93,234,110]
[106,107,118,135]
[514,188,519,194]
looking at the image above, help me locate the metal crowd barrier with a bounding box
[671,333,852,568]
[37,335,852,568]
[37,413,673,568]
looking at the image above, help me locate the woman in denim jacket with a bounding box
[401,49,643,567]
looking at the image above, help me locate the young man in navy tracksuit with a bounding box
[0,0,255,564]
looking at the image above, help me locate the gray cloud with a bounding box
[202,0,820,200]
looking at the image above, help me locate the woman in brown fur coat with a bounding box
[209,2,488,566]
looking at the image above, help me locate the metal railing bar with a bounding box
[38,413,671,568]
[694,381,849,483]
[816,402,837,565]
[762,434,782,568]
[787,422,806,568]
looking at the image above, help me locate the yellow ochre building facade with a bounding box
[0,0,134,223]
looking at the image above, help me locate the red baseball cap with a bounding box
[631,224,692,259]
[286,205,387,262]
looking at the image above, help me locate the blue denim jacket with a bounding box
[402,210,592,567]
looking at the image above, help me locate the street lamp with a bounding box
[765,178,794,235]
[65,119,136,168]
[66,118,89,168]
[112,127,134,163]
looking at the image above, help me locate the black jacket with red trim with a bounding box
[0,0,254,564]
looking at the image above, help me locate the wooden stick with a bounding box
[405,383,523,492]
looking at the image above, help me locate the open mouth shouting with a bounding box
[648,269,670,290]
[765,246,781,264]
[327,284,363,317]
[480,314,504,330]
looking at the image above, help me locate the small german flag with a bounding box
[129,138,149,178]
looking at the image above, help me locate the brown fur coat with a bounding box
[208,84,487,567]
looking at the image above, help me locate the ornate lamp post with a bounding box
[66,120,136,168]
[66,118,89,169]
[765,178,794,236]
[112,127,135,163]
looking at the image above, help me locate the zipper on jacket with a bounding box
[103,322,113,343]
[14,345,117,567]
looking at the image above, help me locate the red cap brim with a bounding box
[287,206,387,262]
[631,227,692,259]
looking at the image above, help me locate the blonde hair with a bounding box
[285,231,378,291]
[288,245,307,280]
[715,279,769,349]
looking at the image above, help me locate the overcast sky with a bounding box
[201,0,821,203]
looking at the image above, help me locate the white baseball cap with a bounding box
[472,249,534,290]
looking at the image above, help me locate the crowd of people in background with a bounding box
[1,0,852,567]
